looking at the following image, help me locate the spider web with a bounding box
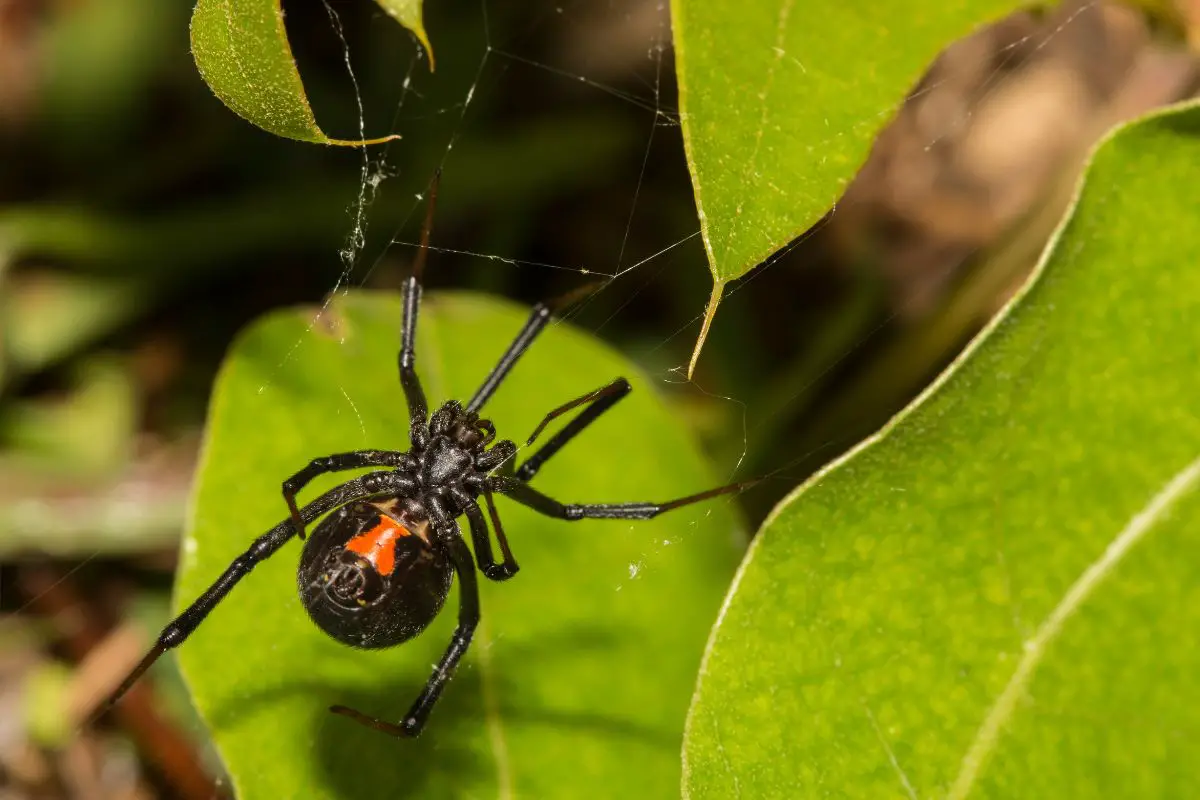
[272,0,1155,589]
[267,0,755,585]
[276,4,737,782]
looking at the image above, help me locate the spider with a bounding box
[100,179,751,738]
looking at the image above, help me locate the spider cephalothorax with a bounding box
[100,177,752,738]
[411,400,516,506]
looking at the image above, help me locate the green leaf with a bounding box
[374,0,434,69]
[671,0,1022,374]
[188,0,406,145]
[684,102,1200,797]
[178,291,742,797]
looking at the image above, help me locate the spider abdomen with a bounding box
[297,501,453,649]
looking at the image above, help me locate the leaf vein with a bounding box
[863,700,918,800]
[947,453,1200,798]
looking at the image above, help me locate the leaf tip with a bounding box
[375,1,436,70]
[416,28,435,72]
[687,281,724,380]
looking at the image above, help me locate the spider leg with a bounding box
[399,173,440,433]
[331,503,479,737]
[515,377,631,482]
[466,283,600,414]
[282,450,412,539]
[454,486,518,581]
[484,489,517,574]
[490,476,757,521]
[96,470,416,719]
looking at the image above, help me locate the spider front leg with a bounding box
[282,450,411,539]
[399,269,428,432]
[466,283,602,414]
[398,172,440,436]
[330,502,479,737]
[491,476,757,521]
[517,377,630,482]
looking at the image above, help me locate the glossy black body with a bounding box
[298,501,452,649]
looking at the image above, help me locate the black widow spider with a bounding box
[100,178,752,738]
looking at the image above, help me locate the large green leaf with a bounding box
[671,0,1021,374]
[683,103,1200,796]
[189,0,416,145]
[177,292,742,797]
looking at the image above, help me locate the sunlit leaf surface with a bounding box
[684,103,1200,797]
[178,292,742,798]
[671,0,1022,371]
